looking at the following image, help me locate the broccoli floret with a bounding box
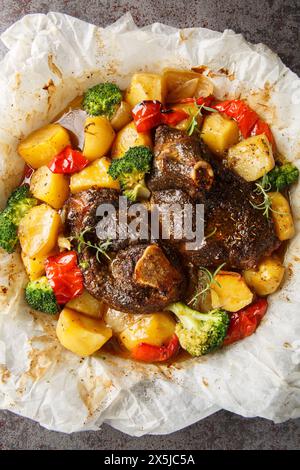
[0,216,18,253]
[25,276,59,314]
[108,146,153,202]
[0,185,37,253]
[263,163,299,191]
[83,82,122,118]
[167,302,230,357]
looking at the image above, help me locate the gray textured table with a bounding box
[0,0,299,450]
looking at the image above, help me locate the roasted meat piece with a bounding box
[147,125,214,199]
[180,160,281,270]
[65,188,186,313]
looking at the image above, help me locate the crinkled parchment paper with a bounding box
[0,12,299,435]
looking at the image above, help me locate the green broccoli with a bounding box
[167,302,230,357]
[262,163,299,191]
[83,82,122,118]
[25,276,59,314]
[0,185,37,253]
[108,146,153,201]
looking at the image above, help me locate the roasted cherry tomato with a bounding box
[45,251,84,304]
[48,146,89,174]
[132,100,188,132]
[251,118,275,148]
[21,164,34,185]
[223,298,268,346]
[161,108,189,126]
[174,95,215,108]
[131,334,180,362]
[213,99,259,138]
[132,100,163,132]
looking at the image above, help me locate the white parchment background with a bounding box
[0,12,299,435]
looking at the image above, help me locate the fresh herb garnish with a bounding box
[70,227,112,262]
[250,178,287,218]
[189,262,226,306]
[187,103,217,136]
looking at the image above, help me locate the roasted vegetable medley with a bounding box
[1,68,298,362]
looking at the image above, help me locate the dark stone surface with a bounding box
[0,0,299,450]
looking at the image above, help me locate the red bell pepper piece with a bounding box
[131,334,180,363]
[45,251,84,304]
[48,146,89,174]
[174,95,215,108]
[21,164,34,185]
[132,100,188,132]
[213,99,259,138]
[132,100,163,132]
[251,118,275,148]
[223,298,268,346]
[161,108,189,126]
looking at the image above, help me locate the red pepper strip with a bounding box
[45,251,84,304]
[132,100,189,132]
[251,118,275,149]
[223,298,268,346]
[48,146,89,174]
[174,95,215,107]
[131,334,180,363]
[213,99,259,138]
[132,100,162,132]
[161,108,189,126]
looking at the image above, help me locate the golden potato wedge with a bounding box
[56,308,112,357]
[66,290,107,318]
[19,204,61,257]
[110,101,132,131]
[201,113,239,156]
[211,271,254,312]
[111,121,152,158]
[243,256,285,296]
[70,157,120,193]
[83,116,115,161]
[119,312,176,351]
[21,251,47,280]
[30,166,69,210]
[227,134,275,181]
[18,124,71,168]
[125,73,166,108]
[269,192,295,241]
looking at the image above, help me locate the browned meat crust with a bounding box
[147,125,214,199]
[65,189,186,313]
[179,159,281,269]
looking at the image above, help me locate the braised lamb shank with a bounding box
[65,125,280,313]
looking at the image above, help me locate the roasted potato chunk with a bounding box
[83,116,115,161]
[56,308,112,357]
[227,134,275,181]
[211,271,254,312]
[244,256,285,296]
[18,124,70,168]
[110,101,132,131]
[66,290,107,318]
[111,121,152,158]
[70,157,120,193]
[125,73,166,108]
[30,166,69,210]
[269,192,295,240]
[19,204,61,257]
[119,313,176,351]
[201,113,239,156]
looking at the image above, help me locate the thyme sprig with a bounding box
[250,176,288,218]
[70,227,112,262]
[187,103,217,136]
[188,262,226,306]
